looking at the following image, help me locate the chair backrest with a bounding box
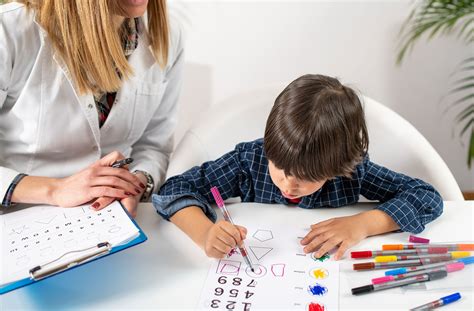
[168,85,463,201]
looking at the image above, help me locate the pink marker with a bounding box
[409,235,430,244]
[210,186,255,272]
[372,262,464,284]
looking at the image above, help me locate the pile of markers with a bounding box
[349,238,474,309]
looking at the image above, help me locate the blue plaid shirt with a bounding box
[153,139,443,233]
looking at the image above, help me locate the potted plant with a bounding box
[397,0,474,169]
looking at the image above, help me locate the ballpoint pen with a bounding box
[210,186,255,272]
[111,158,134,168]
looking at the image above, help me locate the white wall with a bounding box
[170,0,473,191]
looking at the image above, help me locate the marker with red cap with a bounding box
[351,247,448,259]
[372,262,464,285]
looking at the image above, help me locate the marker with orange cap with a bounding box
[374,251,470,263]
[351,247,448,259]
[382,243,474,251]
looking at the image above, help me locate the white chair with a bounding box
[168,85,464,201]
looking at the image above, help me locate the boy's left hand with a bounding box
[301,213,369,260]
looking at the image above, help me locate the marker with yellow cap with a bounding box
[375,251,470,263]
[382,243,474,251]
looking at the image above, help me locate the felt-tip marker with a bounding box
[410,292,461,311]
[351,270,447,295]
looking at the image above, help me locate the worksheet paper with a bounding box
[1,201,139,286]
[197,225,339,311]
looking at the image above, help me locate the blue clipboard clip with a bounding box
[29,242,112,281]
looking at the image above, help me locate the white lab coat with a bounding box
[0,2,184,199]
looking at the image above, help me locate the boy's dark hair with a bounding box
[264,74,369,181]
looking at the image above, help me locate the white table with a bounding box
[1,201,473,310]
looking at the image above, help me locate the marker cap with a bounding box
[385,268,407,276]
[375,255,397,263]
[458,256,474,265]
[428,270,448,280]
[351,251,372,259]
[441,292,461,304]
[409,235,430,243]
[353,262,374,271]
[382,244,403,251]
[458,244,474,251]
[446,262,464,273]
[451,251,471,259]
[372,275,394,284]
[351,284,374,295]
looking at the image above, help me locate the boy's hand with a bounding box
[203,220,247,258]
[301,213,369,260]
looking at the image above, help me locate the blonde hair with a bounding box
[18,0,169,95]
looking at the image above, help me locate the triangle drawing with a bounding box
[249,246,273,261]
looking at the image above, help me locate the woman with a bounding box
[0,0,183,217]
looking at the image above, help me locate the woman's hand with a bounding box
[90,171,147,218]
[203,220,247,259]
[50,151,144,207]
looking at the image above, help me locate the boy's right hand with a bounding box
[203,220,247,258]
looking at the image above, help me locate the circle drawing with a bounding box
[245,264,267,278]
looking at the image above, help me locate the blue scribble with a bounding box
[308,283,328,296]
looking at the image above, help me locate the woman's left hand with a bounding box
[90,172,147,218]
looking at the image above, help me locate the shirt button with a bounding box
[88,104,94,109]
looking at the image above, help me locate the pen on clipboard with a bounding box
[111,158,134,168]
[210,186,255,272]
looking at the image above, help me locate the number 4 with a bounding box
[244,291,254,299]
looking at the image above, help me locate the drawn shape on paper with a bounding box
[308,302,326,311]
[252,229,274,242]
[10,225,29,235]
[245,264,267,278]
[16,255,30,266]
[271,263,285,277]
[227,248,239,257]
[216,259,241,275]
[249,246,273,261]
[40,246,54,257]
[108,225,121,233]
[35,215,57,225]
[308,283,328,296]
[309,267,329,279]
[311,252,330,262]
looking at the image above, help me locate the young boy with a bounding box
[153,74,443,260]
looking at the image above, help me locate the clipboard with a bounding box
[0,201,147,294]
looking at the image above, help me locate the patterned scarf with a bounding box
[94,18,139,128]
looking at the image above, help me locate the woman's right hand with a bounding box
[50,151,144,207]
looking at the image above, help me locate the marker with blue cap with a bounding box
[410,292,461,311]
[385,256,474,276]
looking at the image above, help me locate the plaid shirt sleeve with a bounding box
[152,143,253,222]
[360,156,443,234]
